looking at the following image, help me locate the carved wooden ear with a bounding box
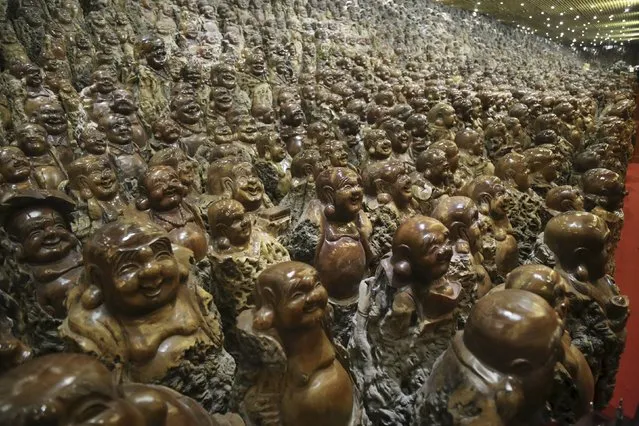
[374,178,386,196]
[573,247,590,281]
[178,260,190,283]
[322,185,335,206]
[448,221,466,241]
[478,194,491,215]
[215,236,231,251]
[82,266,104,309]
[303,163,314,178]
[222,176,234,195]
[253,307,274,331]
[78,176,93,200]
[391,244,413,279]
[136,196,150,211]
[368,146,376,155]
[254,284,276,330]
[81,283,103,310]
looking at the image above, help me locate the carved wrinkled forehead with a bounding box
[393,216,448,252]
[431,196,477,228]
[84,218,167,265]
[0,353,115,423]
[255,261,317,307]
[143,165,177,188]
[208,199,244,227]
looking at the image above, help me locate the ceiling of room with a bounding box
[439,0,639,49]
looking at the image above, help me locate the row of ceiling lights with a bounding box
[465,0,638,51]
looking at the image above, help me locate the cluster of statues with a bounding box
[0,0,635,424]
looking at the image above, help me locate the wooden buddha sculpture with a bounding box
[503,264,594,423]
[411,148,455,215]
[427,102,457,141]
[254,132,292,204]
[0,353,242,426]
[279,148,325,230]
[495,151,545,265]
[413,290,564,426]
[207,199,289,333]
[351,216,460,425]
[205,157,286,236]
[362,160,417,260]
[311,167,373,303]
[544,212,629,409]
[15,123,67,190]
[149,147,202,203]
[236,261,357,426]
[581,168,625,276]
[454,128,494,184]
[61,218,235,412]
[463,175,519,283]
[528,185,584,267]
[67,154,130,240]
[0,146,40,196]
[137,165,208,261]
[431,196,491,325]
[4,192,82,322]
[100,113,147,181]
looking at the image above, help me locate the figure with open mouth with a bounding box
[80,69,118,122]
[236,261,360,426]
[362,128,393,165]
[0,146,41,196]
[427,102,457,142]
[15,123,67,191]
[137,165,208,261]
[462,176,518,284]
[361,159,417,263]
[99,113,148,181]
[351,216,460,425]
[2,191,82,353]
[107,88,148,150]
[167,93,207,156]
[207,199,289,338]
[30,101,75,166]
[431,196,491,327]
[67,154,132,240]
[205,158,281,234]
[411,148,455,215]
[453,128,494,186]
[130,36,173,127]
[61,218,235,412]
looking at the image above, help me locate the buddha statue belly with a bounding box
[282,358,354,426]
[167,223,208,261]
[316,222,367,301]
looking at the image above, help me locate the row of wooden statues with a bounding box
[0,0,635,423]
[0,207,628,426]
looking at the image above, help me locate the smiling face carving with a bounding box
[84,220,181,316]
